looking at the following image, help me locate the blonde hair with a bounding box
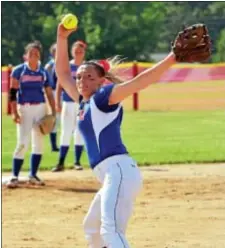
[50,43,56,55]
[81,55,126,84]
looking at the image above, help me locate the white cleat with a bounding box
[6,177,19,189]
[28,175,45,186]
[74,164,83,171]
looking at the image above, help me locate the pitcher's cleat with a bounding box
[6,177,19,188]
[74,163,83,171]
[52,164,64,172]
[28,175,45,186]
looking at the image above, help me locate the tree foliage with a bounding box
[1,2,225,65]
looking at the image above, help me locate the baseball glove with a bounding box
[37,115,56,135]
[172,23,211,63]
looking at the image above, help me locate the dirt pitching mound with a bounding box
[2,164,225,248]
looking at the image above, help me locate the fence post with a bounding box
[132,61,138,111]
[7,65,12,115]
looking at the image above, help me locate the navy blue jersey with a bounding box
[11,63,50,104]
[52,62,78,102]
[78,83,128,169]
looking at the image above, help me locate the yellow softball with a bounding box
[61,14,78,30]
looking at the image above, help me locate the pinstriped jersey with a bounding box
[11,62,50,104]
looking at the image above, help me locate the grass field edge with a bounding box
[2,159,225,173]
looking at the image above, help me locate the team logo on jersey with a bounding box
[21,75,43,82]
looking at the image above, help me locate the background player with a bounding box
[52,40,86,172]
[44,43,60,152]
[7,40,56,188]
[55,24,179,247]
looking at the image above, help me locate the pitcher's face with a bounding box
[76,65,104,99]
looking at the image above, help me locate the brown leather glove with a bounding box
[172,24,212,63]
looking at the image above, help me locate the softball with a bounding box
[61,14,78,30]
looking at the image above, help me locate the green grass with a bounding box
[122,110,225,165]
[2,110,225,172]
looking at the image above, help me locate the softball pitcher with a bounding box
[55,24,181,248]
[52,40,86,172]
[7,41,55,188]
[44,43,60,152]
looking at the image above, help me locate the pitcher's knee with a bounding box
[100,228,114,246]
[83,217,103,247]
[101,232,116,248]
[101,229,128,248]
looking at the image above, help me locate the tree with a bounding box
[213,29,225,62]
[81,2,167,61]
[1,1,225,65]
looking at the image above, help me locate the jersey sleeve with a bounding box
[44,59,54,71]
[11,64,24,80]
[93,83,119,112]
[51,68,58,90]
[43,69,50,88]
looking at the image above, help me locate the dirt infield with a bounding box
[2,164,225,248]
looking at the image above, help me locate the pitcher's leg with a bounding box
[83,190,105,248]
[100,165,132,248]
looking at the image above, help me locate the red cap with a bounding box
[98,59,110,72]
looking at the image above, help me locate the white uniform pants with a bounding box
[52,112,60,133]
[83,154,143,248]
[51,90,60,133]
[60,101,84,146]
[14,103,47,159]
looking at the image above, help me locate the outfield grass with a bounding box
[123,81,225,111]
[2,110,225,172]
